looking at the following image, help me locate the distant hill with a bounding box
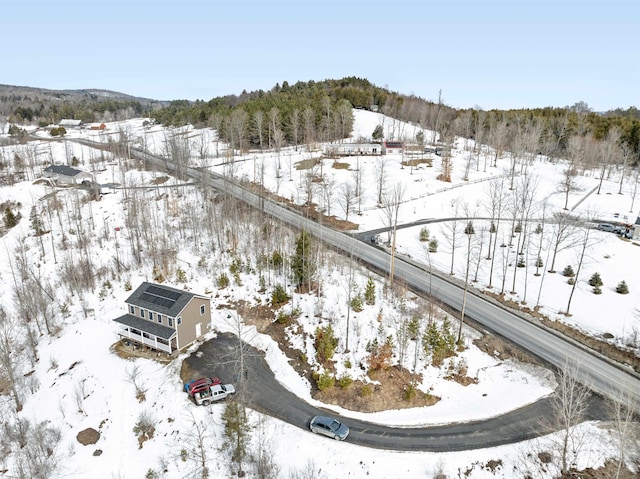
[0,84,168,125]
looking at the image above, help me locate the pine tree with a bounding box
[562,265,575,277]
[291,229,315,287]
[419,227,430,242]
[588,272,603,287]
[364,277,376,305]
[615,280,629,294]
[222,401,250,471]
[3,208,18,228]
[30,207,45,236]
[407,316,420,340]
[372,124,383,140]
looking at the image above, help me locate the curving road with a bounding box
[70,140,640,416]
[184,332,606,451]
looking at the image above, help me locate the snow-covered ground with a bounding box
[0,110,637,478]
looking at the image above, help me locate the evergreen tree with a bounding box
[419,227,430,242]
[407,316,420,340]
[30,207,45,236]
[372,124,383,140]
[3,207,18,229]
[222,401,250,473]
[291,229,315,287]
[588,272,603,287]
[364,277,376,305]
[615,280,629,294]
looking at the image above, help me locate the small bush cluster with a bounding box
[359,384,372,397]
[276,310,289,324]
[315,370,335,391]
[271,284,289,305]
[216,272,230,288]
[176,268,187,283]
[350,294,363,312]
[404,384,417,401]
[366,336,393,371]
[337,374,353,389]
[50,126,67,137]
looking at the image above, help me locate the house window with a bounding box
[168,318,173,327]
[149,312,154,321]
[177,317,182,325]
[200,305,205,315]
[130,305,135,315]
[140,309,145,318]
[157,314,162,324]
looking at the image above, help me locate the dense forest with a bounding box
[0,84,165,125]
[3,78,639,161]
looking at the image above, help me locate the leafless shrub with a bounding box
[288,460,327,479]
[126,364,146,402]
[133,410,156,449]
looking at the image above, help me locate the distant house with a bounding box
[43,164,93,185]
[89,123,107,131]
[383,141,403,155]
[113,282,211,355]
[59,119,83,128]
[326,143,382,156]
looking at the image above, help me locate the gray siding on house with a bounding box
[176,296,210,350]
[114,282,211,353]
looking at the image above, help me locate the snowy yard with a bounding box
[0,110,637,478]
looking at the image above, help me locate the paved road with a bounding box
[69,139,640,421]
[184,332,606,451]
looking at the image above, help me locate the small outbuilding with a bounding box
[59,119,83,128]
[383,141,403,155]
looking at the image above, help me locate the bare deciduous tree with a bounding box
[550,361,591,476]
[338,181,356,222]
[0,308,23,411]
[253,110,265,151]
[374,157,390,205]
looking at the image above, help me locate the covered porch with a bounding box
[113,314,177,354]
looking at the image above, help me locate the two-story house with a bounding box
[113,282,211,355]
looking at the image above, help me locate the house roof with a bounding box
[384,141,403,148]
[125,282,206,317]
[59,119,82,127]
[113,314,176,340]
[44,165,86,177]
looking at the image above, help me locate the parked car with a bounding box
[193,383,236,406]
[309,415,349,441]
[184,377,221,396]
[597,223,615,232]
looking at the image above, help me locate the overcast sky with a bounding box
[1,0,638,111]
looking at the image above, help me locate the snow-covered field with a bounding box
[0,110,637,478]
